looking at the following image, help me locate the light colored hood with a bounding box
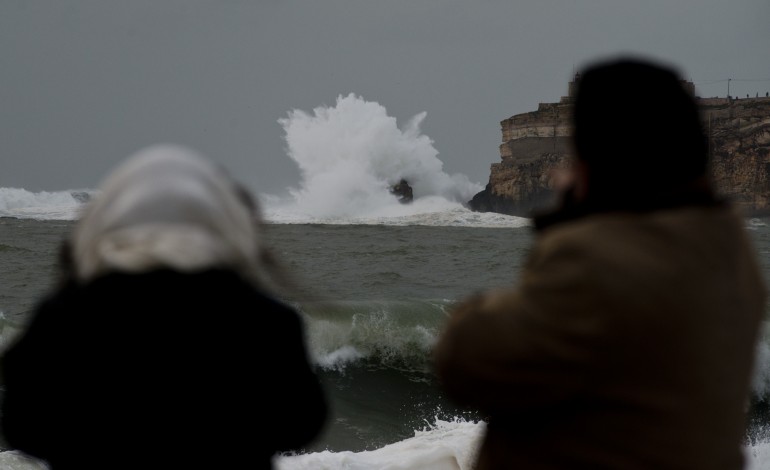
[72,144,268,287]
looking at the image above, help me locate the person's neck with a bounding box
[533,178,719,232]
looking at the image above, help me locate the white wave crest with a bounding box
[0,187,92,220]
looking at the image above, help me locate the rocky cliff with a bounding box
[469,84,770,218]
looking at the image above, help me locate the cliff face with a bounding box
[470,90,770,218]
[705,98,770,213]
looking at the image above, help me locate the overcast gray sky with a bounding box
[2,0,769,198]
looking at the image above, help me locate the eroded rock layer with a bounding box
[470,85,770,218]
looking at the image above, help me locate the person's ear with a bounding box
[550,159,589,203]
[571,159,590,202]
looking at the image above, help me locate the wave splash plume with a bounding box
[266,93,489,225]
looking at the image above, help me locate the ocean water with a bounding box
[1,213,769,470]
[1,94,769,468]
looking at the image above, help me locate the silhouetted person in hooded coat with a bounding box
[1,145,328,470]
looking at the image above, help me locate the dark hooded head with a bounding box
[571,58,709,200]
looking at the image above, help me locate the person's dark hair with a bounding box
[572,57,709,197]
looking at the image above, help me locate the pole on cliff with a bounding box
[728,78,731,98]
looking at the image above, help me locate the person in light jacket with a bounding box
[433,57,766,470]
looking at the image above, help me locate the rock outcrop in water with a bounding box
[390,179,414,204]
[469,77,770,218]
[70,191,92,204]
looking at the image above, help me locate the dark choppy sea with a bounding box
[1,217,769,469]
